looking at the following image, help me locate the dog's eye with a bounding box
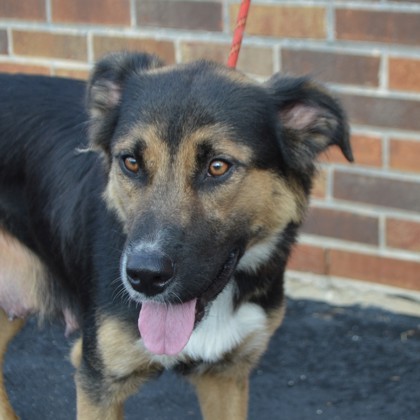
[122,156,140,174]
[208,159,231,177]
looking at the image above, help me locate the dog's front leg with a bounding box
[75,379,124,420]
[0,309,25,420]
[190,372,249,420]
[71,338,124,420]
[71,317,162,420]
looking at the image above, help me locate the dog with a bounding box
[0,51,353,419]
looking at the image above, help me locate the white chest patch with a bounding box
[183,283,267,362]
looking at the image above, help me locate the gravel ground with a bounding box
[5,298,420,420]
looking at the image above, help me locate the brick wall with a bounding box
[0,0,419,291]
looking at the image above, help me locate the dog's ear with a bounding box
[87,52,164,154]
[265,75,353,172]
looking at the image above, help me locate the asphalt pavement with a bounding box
[4,298,420,419]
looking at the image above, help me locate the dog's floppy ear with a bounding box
[266,75,353,172]
[87,52,164,153]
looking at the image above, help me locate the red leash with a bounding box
[227,0,251,68]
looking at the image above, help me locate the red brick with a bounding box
[333,170,420,213]
[180,42,273,76]
[329,250,420,291]
[389,57,420,93]
[231,4,326,39]
[12,30,87,61]
[237,46,275,76]
[0,30,7,54]
[320,134,382,167]
[336,9,420,46]
[281,49,380,87]
[390,139,420,174]
[386,218,420,252]
[137,0,223,32]
[0,0,46,21]
[52,0,130,25]
[338,93,420,132]
[93,36,175,64]
[302,207,379,245]
[180,42,227,64]
[0,62,50,75]
[287,244,326,275]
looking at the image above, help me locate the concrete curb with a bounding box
[286,271,420,317]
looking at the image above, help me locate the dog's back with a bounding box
[0,74,89,240]
[0,75,97,330]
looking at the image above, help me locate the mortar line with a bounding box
[130,0,137,28]
[45,0,52,24]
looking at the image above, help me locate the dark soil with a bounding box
[4,299,420,419]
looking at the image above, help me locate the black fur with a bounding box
[0,52,352,415]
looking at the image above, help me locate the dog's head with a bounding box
[87,52,352,355]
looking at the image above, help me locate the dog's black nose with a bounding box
[126,251,174,296]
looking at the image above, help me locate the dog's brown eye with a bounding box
[208,159,231,177]
[123,156,140,174]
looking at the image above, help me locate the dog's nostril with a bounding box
[126,252,174,295]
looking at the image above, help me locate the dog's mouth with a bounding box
[138,249,240,356]
[194,249,240,323]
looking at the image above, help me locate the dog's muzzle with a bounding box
[125,251,175,296]
[123,246,241,356]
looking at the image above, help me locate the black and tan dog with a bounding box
[0,52,352,419]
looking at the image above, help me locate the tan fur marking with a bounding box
[96,317,156,378]
[70,337,83,369]
[97,317,160,403]
[75,317,161,420]
[191,374,249,420]
[0,229,51,320]
[169,125,255,226]
[111,124,167,164]
[178,124,254,165]
[104,124,170,225]
[75,381,124,420]
[103,169,130,224]
[252,172,301,227]
[238,171,303,233]
[189,337,256,420]
[0,308,24,420]
[201,168,306,251]
[267,300,287,334]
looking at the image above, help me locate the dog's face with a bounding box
[87,53,352,355]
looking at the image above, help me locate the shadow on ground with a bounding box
[5,299,420,420]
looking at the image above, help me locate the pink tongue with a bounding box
[138,299,197,356]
